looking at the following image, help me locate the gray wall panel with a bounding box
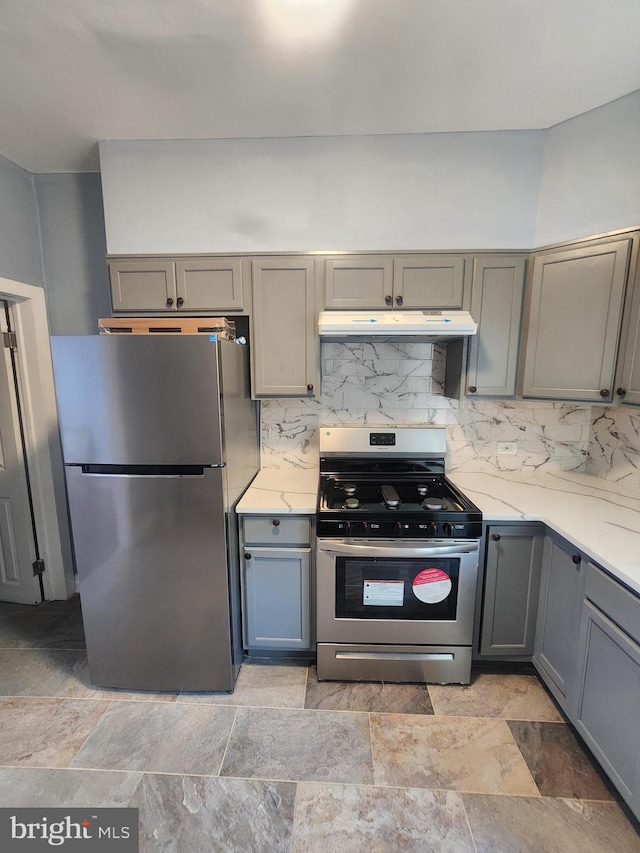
[0,154,43,286]
[34,173,109,335]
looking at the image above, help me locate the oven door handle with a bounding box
[317,540,479,557]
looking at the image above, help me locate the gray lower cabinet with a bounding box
[240,515,313,651]
[480,523,544,656]
[533,532,586,711]
[251,258,318,397]
[521,238,631,402]
[572,564,640,819]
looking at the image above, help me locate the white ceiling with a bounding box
[2,0,640,173]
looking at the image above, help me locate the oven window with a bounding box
[335,557,459,620]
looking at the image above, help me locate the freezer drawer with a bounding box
[66,464,235,691]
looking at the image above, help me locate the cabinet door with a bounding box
[324,256,394,309]
[615,250,640,407]
[175,258,244,312]
[573,601,640,817]
[533,534,585,710]
[522,239,630,401]
[467,257,525,398]
[109,259,176,311]
[244,547,311,650]
[393,255,465,309]
[480,524,544,656]
[251,258,317,397]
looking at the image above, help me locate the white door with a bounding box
[0,302,42,603]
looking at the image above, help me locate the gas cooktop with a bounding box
[317,427,482,540]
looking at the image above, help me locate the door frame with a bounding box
[0,277,74,600]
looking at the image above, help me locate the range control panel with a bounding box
[316,519,483,540]
[369,432,397,446]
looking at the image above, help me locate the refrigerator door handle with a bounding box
[80,472,206,479]
[76,464,218,477]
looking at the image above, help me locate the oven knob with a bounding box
[428,522,438,537]
[443,522,454,537]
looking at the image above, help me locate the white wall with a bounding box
[0,155,43,286]
[34,173,110,335]
[535,90,640,246]
[99,132,544,254]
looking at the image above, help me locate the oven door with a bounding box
[317,539,479,646]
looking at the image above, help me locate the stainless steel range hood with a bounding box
[319,310,477,341]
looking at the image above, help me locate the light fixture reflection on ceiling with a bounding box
[258,0,354,48]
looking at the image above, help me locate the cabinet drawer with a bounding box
[585,563,640,645]
[243,516,311,546]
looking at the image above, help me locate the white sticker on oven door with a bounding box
[412,569,452,604]
[363,580,405,606]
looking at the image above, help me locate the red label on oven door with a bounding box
[412,568,452,604]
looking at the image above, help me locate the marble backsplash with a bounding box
[586,406,640,493]
[260,342,593,474]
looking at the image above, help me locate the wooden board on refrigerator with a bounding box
[98,317,235,337]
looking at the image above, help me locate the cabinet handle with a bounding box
[176,296,185,307]
[306,384,314,392]
[385,295,393,305]
[468,386,477,394]
[491,533,501,541]
[600,389,610,397]
[617,387,627,396]
[572,555,581,565]
[395,295,404,306]
[166,297,174,307]
[272,519,280,527]
[243,553,252,560]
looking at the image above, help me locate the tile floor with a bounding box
[1,597,639,852]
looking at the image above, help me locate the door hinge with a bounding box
[32,559,45,576]
[2,331,17,350]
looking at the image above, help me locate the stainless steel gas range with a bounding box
[316,426,483,684]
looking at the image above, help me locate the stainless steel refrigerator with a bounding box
[51,334,259,692]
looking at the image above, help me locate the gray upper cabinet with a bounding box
[174,258,244,312]
[108,256,245,313]
[521,239,631,402]
[251,257,318,398]
[393,255,466,309]
[615,240,640,406]
[480,523,544,657]
[324,256,394,309]
[109,258,176,311]
[323,254,465,309]
[467,256,526,397]
[533,532,586,711]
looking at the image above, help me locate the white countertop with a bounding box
[238,465,640,596]
[449,469,640,596]
[237,468,318,515]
